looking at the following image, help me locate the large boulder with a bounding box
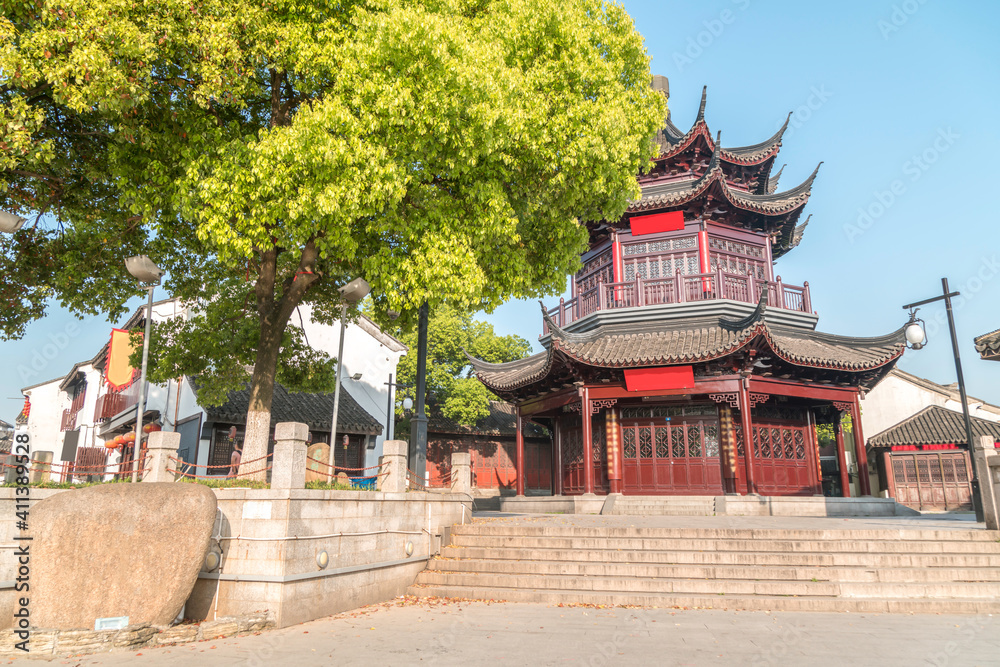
[26,483,217,629]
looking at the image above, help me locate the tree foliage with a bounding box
[394,304,531,427]
[1,0,666,475]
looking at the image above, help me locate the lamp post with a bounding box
[409,302,430,482]
[902,277,984,522]
[125,255,164,482]
[327,277,371,483]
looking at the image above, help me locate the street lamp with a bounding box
[902,277,983,522]
[327,277,371,483]
[125,255,164,482]
[0,212,28,234]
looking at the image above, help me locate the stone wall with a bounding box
[0,428,473,633]
[187,488,469,628]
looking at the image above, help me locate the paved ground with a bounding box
[14,597,999,666]
[10,512,994,665]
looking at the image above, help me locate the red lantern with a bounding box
[104,439,117,449]
[113,434,125,446]
[143,423,161,434]
[125,431,136,443]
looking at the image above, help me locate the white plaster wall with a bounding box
[22,379,66,459]
[862,373,1000,440]
[297,306,406,468]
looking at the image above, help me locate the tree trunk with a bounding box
[240,241,320,482]
[241,319,284,481]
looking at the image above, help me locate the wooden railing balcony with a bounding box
[544,270,812,333]
[94,381,141,423]
[60,408,78,432]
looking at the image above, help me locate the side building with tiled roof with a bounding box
[861,370,1000,511]
[466,78,906,501]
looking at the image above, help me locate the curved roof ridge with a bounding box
[738,162,822,204]
[719,286,768,331]
[724,112,791,158]
[696,85,708,123]
[767,164,786,194]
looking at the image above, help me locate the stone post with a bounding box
[271,422,308,490]
[379,440,408,493]
[143,431,181,483]
[451,452,471,494]
[3,455,19,484]
[29,451,53,484]
[972,435,999,530]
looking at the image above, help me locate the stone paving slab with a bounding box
[10,597,998,666]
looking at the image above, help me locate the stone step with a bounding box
[414,570,1000,600]
[427,557,1000,583]
[451,535,1000,554]
[451,524,1000,542]
[407,583,1000,614]
[445,546,1000,568]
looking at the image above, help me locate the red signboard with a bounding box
[624,366,695,392]
[629,211,685,236]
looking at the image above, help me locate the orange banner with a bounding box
[106,328,139,390]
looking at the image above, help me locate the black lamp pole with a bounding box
[409,302,429,480]
[902,277,984,522]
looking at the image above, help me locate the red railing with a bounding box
[544,271,812,332]
[94,380,141,423]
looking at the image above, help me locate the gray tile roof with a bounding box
[469,297,905,394]
[204,382,382,435]
[975,328,1000,360]
[429,401,548,438]
[868,405,1000,448]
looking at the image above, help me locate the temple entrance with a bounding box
[561,414,609,495]
[620,405,723,495]
[735,408,820,495]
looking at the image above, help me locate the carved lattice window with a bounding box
[623,428,636,459]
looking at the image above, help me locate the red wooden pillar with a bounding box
[849,397,871,496]
[834,414,851,498]
[611,230,623,284]
[606,408,623,494]
[515,406,526,497]
[738,383,757,494]
[580,387,595,495]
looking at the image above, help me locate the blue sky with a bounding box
[482,0,1000,405]
[3,0,999,423]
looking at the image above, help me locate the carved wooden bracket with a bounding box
[832,401,853,413]
[709,393,739,408]
[562,402,582,413]
[591,399,618,413]
[748,393,770,408]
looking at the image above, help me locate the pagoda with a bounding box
[468,78,906,498]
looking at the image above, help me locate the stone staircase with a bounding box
[410,523,1000,613]
[605,495,717,516]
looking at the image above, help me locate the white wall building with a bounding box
[862,369,1000,440]
[20,297,406,477]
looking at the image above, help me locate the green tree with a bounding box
[395,305,531,428]
[1,0,666,477]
